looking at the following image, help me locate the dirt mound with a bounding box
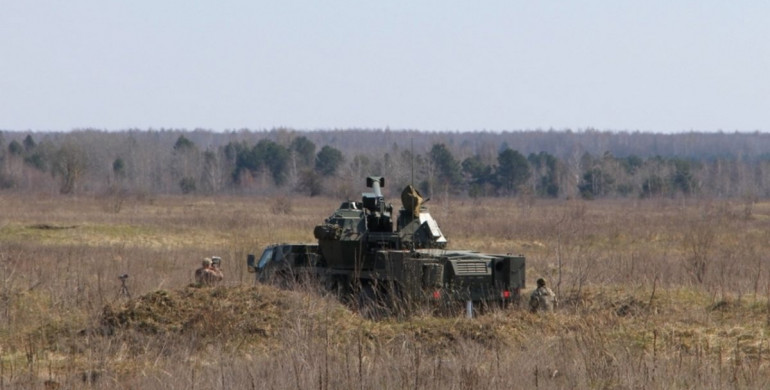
[100,284,321,339]
[98,284,528,352]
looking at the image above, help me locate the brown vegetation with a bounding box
[1,193,769,389]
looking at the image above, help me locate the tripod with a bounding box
[118,274,131,299]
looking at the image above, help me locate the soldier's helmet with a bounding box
[202,258,212,267]
[537,278,546,287]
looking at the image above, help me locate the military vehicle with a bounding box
[248,176,526,314]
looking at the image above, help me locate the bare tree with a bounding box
[52,143,87,194]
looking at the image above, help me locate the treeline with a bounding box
[0,129,768,200]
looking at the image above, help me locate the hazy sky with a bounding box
[2,1,768,133]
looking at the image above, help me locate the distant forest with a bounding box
[1,129,769,200]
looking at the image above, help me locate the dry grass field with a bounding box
[1,192,770,389]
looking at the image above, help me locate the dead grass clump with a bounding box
[709,299,735,312]
[555,286,652,316]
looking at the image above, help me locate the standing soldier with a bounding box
[209,256,224,282]
[529,278,557,313]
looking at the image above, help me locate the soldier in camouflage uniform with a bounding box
[529,278,557,313]
[195,258,223,286]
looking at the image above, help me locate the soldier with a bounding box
[195,258,223,286]
[529,278,557,313]
[209,256,224,282]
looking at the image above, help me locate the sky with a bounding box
[1,1,768,133]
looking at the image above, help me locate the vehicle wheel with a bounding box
[323,278,349,302]
[357,284,387,320]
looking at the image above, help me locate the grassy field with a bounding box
[1,192,769,389]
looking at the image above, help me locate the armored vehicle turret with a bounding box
[249,176,526,313]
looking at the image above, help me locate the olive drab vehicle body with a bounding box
[248,176,526,311]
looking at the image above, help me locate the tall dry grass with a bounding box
[1,193,769,389]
